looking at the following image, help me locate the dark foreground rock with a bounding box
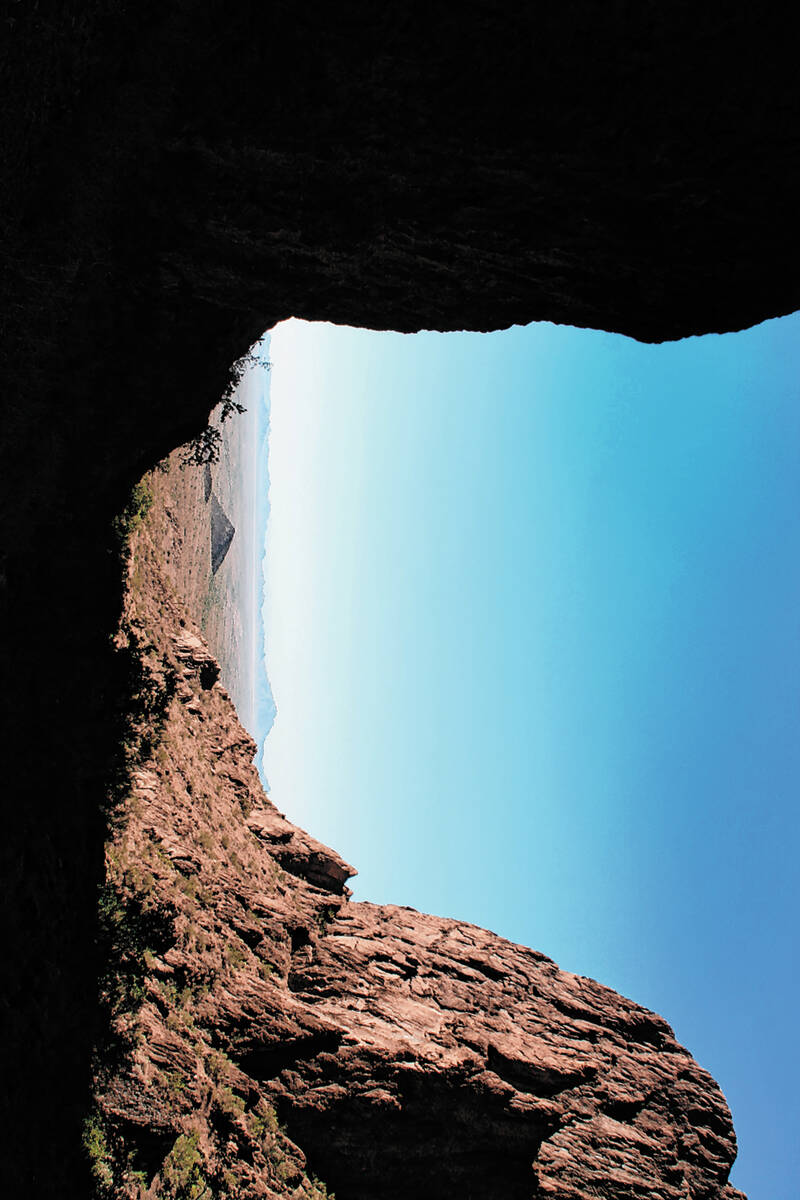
[87,460,744,1199]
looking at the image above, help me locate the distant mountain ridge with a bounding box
[253,338,279,777]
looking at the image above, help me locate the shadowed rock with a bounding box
[210,493,236,575]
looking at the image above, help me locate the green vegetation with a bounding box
[112,479,153,549]
[83,1107,151,1198]
[83,1112,114,1193]
[225,941,247,969]
[178,873,200,901]
[94,625,177,1022]
[97,882,173,1017]
[87,449,340,1200]
[316,905,338,933]
[308,1176,336,1200]
[166,1069,187,1096]
[248,1103,279,1142]
[204,1046,235,1083]
[217,1086,246,1119]
[221,1169,239,1196]
[195,829,214,852]
[104,628,176,834]
[161,1131,210,1200]
[180,348,270,466]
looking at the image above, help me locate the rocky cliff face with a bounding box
[2,8,794,1194]
[86,457,745,1198]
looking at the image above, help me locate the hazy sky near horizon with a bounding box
[260,313,800,1199]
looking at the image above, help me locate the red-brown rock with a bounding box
[89,459,745,1200]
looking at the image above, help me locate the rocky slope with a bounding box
[143,408,260,736]
[88,456,746,1198]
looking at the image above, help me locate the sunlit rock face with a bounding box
[1,5,795,1194]
[88,459,744,1199]
[270,902,746,1200]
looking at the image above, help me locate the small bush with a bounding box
[112,480,153,548]
[217,1086,246,1119]
[97,884,172,1016]
[308,1175,335,1200]
[316,906,337,933]
[161,1131,210,1200]
[180,347,269,466]
[248,1102,279,1143]
[166,1070,187,1095]
[83,1112,114,1193]
[225,942,247,969]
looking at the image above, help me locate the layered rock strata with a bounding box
[90,461,745,1198]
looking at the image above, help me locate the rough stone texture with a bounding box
[1,7,793,1193]
[86,455,745,1198]
[269,902,746,1200]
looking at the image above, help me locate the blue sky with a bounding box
[260,314,800,1199]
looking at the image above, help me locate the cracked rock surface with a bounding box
[267,903,744,1200]
[90,454,745,1199]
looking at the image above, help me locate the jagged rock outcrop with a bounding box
[87,464,744,1199]
[270,905,745,1200]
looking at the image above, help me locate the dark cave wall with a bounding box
[5,2,800,602]
[0,4,798,1195]
[5,4,800,505]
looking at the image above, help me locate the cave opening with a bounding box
[238,312,800,1199]
[3,9,800,1196]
